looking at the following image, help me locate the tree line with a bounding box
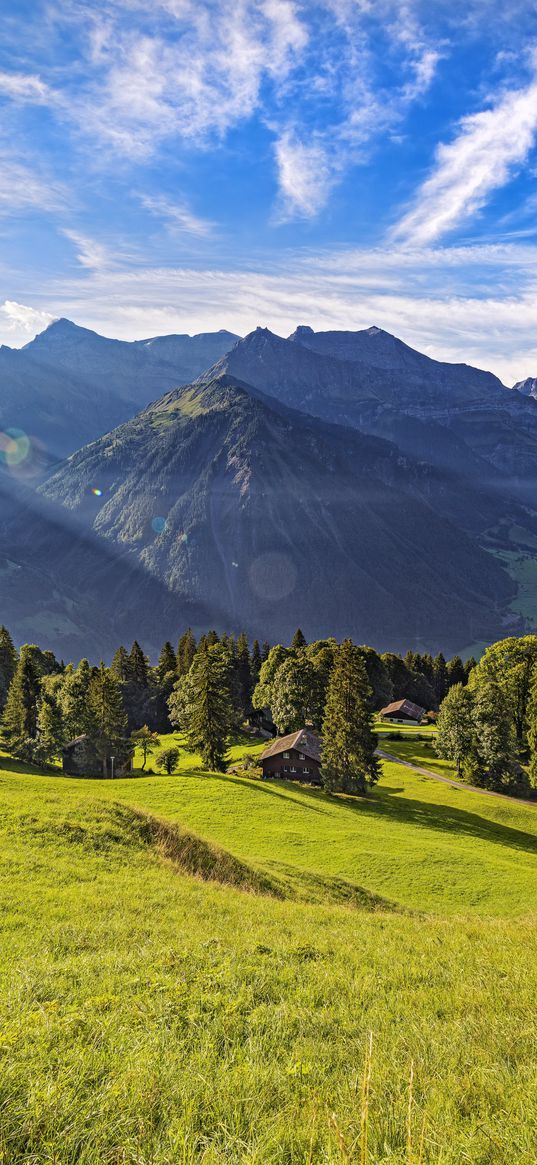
[0,622,473,787]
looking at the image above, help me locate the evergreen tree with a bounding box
[235,632,252,718]
[252,644,291,711]
[261,640,271,662]
[250,639,262,688]
[154,642,178,731]
[446,655,466,689]
[2,646,41,760]
[169,644,234,771]
[87,664,130,776]
[321,640,379,794]
[131,725,160,771]
[129,641,149,688]
[111,645,131,682]
[291,628,307,649]
[177,628,197,676]
[157,641,177,681]
[435,684,476,777]
[0,626,17,712]
[432,653,449,706]
[36,691,64,763]
[58,659,93,740]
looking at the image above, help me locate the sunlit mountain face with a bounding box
[2,317,537,659]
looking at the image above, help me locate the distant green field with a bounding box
[1,737,536,1163]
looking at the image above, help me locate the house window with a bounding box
[283,765,290,772]
[299,753,305,760]
[290,766,296,773]
[304,767,310,774]
[283,751,290,758]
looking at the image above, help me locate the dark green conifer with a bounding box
[321,639,379,795]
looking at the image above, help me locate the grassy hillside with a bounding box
[0,739,536,1162]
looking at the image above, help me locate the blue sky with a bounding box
[2,0,537,381]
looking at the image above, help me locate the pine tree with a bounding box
[157,641,177,681]
[58,659,93,740]
[129,641,149,688]
[36,692,64,763]
[250,639,262,688]
[435,684,475,776]
[321,639,379,795]
[291,628,307,649]
[0,626,17,712]
[235,632,252,717]
[432,653,449,706]
[177,628,197,676]
[446,655,466,689]
[111,645,131,682]
[169,644,234,771]
[88,664,130,776]
[2,646,41,760]
[261,640,271,662]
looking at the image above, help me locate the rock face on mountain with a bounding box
[215,326,537,511]
[37,373,513,655]
[0,320,239,462]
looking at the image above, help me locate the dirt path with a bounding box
[377,750,537,809]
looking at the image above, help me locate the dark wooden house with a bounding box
[379,698,426,725]
[260,729,322,784]
[62,735,133,778]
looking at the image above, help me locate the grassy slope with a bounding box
[1,738,537,1163]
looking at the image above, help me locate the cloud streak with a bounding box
[393,73,537,244]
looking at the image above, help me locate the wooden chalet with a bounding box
[379,698,425,725]
[260,728,322,784]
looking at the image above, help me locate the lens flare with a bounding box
[151,515,167,534]
[0,428,30,467]
[91,487,103,497]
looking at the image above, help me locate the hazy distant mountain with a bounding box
[0,319,239,463]
[214,325,537,511]
[36,372,513,655]
[24,318,239,409]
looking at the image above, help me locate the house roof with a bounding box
[260,728,321,764]
[380,698,426,719]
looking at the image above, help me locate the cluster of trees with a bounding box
[0,627,271,770]
[436,636,537,793]
[252,632,473,735]
[0,617,476,793]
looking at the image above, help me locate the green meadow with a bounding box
[1,735,536,1163]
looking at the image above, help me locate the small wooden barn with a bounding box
[379,698,426,725]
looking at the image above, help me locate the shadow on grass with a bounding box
[280,778,537,857]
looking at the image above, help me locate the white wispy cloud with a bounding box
[393,72,537,244]
[0,71,54,103]
[6,237,537,382]
[0,151,65,215]
[62,230,111,269]
[140,194,215,237]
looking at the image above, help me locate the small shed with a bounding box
[260,728,322,784]
[379,699,425,725]
[62,735,132,779]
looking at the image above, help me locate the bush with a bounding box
[155,748,180,775]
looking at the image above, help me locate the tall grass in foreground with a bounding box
[0,747,536,1161]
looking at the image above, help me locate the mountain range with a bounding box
[1,316,537,658]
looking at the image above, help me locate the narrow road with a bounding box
[377,749,537,809]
